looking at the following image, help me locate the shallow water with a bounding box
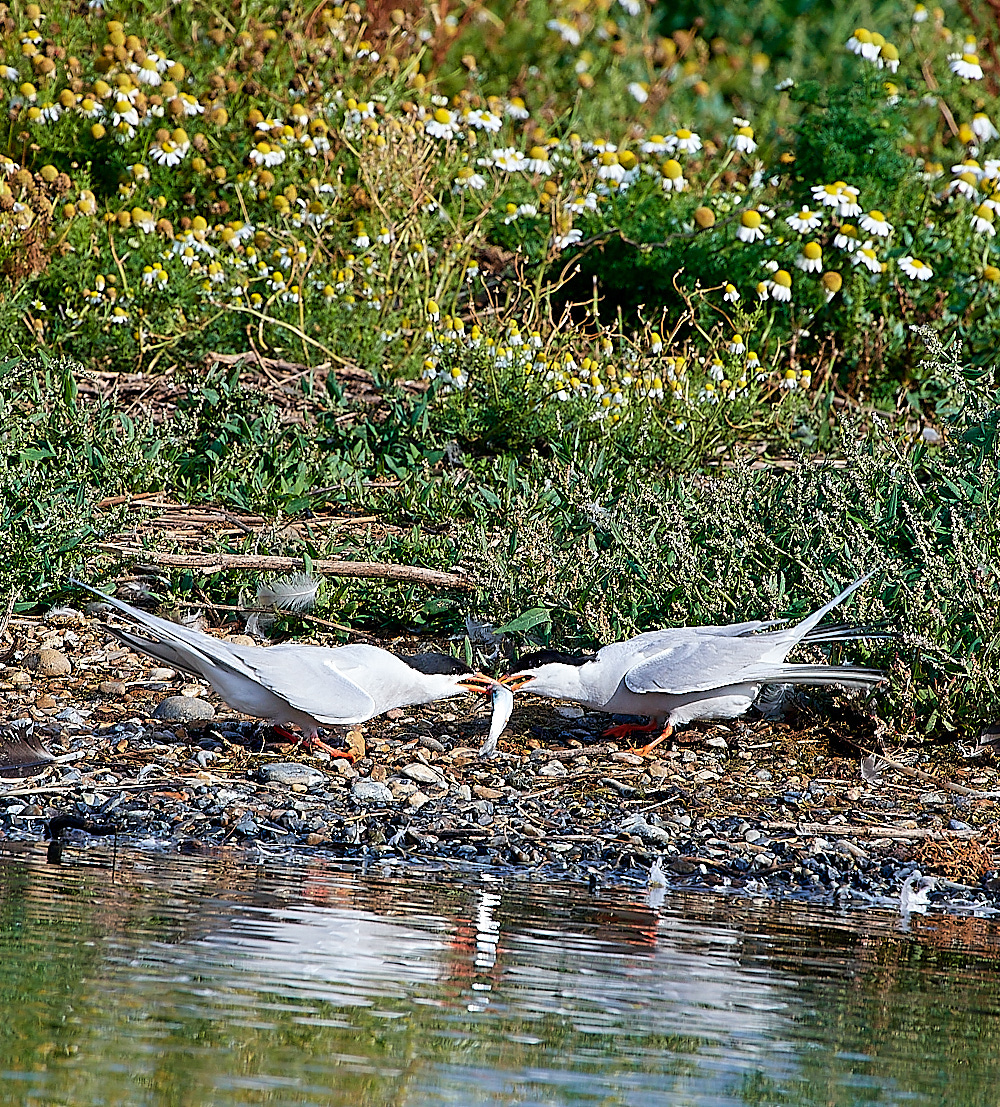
[1,844,999,1106]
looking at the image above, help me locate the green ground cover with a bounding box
[1,0,999,741]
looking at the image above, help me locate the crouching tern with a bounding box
[72,581,513,758]
[500,574,884,755]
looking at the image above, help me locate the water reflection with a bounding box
[1,843,999,1105]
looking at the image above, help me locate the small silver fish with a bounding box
[479,681,514,759]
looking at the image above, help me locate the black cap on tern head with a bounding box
[399,652,474,676]
[507,649,596,673]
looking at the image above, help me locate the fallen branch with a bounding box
[97,543,473,590]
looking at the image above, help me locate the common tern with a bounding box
[72,580,508,758]
[501,574,884,755]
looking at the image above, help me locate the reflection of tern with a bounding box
[72,580,508,757]
[502,574,883,754]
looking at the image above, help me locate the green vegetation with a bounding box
[2,0,999,741]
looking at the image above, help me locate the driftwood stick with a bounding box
[97,543,472,590]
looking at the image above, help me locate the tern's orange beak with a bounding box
[498,673,534,691]
[458,673,501,695]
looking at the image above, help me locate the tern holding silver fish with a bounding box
[72,580,508,759]
[501,574,884,755]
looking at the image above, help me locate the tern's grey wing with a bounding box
[225,643,378,724]
[624,635,774,695]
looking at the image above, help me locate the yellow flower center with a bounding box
[741,210,762,228]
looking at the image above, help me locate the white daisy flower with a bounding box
[834,224,859,251]
[737,209,766,242]
[546,18,581,46]
[769,270,793,301]
[672,128,701,154]
[838,194,862,219]
[150,138,184,167]
[972,113,999,143]
[730,120,757,154]
[465,109,502,133]
[812,183,845,208]
[525,146,552,174]
[723,283,740,302]
[846,28,871,55]
[426,108,460,139]
[505,98,529,120]
[913,4,928,22]
[132,57,162,86]
[859,209,893,236]
[796,242,823,272]
[628,82,649,104]
[491,147,527,172]
[971,204,996,234]
[898,255,933,280]
[786,208,822,232]
[950,52,984,79]
[641,134,671,154]
[852,241,882,273]
[454,167,486,189]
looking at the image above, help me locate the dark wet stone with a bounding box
[153,696,215,722]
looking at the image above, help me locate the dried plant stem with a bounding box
[97,543,472,590]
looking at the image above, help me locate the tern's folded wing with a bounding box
[624,636,772,695]
[230,645,377,723]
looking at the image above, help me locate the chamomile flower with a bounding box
[723,283,740,302]
[641,134,671,154]
[737,209,767,242]
[671,128,702,154]
[786,207,822,232]
[756,280,770,300]
[898,255,933,280]
[525,145,552,174]
[730,118,757,154]
[879,43,900,73]
[846,28,872,55]
[150,138,184,167]
[837,185,862,217]
[546,18,581,46]
[913,4,928,22]
[972,113,999,143]
[971,204,997,234]
[769,269,793,301]
[729,333,746,354]
[505,97,529,120]
[950,51,984,79]
[426,108,460,139]
[454,166,486,189]
[834,224,859,251]
[465,109,502,132]
[746,350,762,371]
[131,57,162,86]
[659,158,686,191]
[812,183,844,209]
[796,241,823,272]
[491,147,527,172]
[859,209,893,236]
[852,241,882,273]
[628,82,649,104]
[249,141,285,167]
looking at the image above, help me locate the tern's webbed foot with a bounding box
[601,717,659,741]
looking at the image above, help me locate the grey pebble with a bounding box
[351,778,395,804]
[419,735,446,753]
[259,762,327,788]
[755,769,773,781]
[153,696,216,722]
[401,762,446,786]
